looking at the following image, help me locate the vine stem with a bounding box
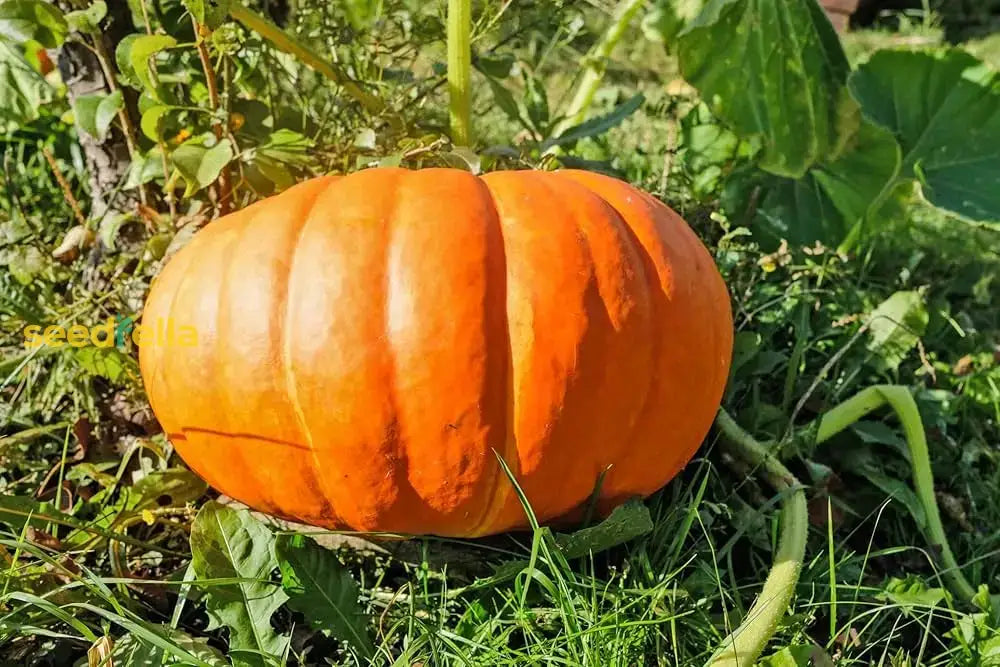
[548,0,645,144]
[712,409,808,667]
[448,0,473,146]
[712,384,977,665]
[813,385,977,602]
[228,4,385,117]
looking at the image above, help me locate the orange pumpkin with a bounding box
[139,168,733,536]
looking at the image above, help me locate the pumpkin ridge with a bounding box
[280,176,346,527]
[558,175,665,503]
[379,171,428,531]
[468,174,519,536]
[545,172,656,508]
[155,228,237,496]
[557,173,732,504]
[212,223,285,515]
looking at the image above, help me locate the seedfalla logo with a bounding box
[22,316,199,350]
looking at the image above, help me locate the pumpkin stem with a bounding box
[813,385,978,603]
[713,384,979,664]
[448,0,473,146]
[712,408,808,667]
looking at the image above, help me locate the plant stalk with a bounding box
[550,0,645,142]
[712,408,808,667]
[448,0,473,146]
[192,18,233,215]
[812,385,977,602]
[228,4,385,117]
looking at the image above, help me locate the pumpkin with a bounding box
[139,167,733,537]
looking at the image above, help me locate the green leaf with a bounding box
[118,33,177,96]
[73,346,133,382]
[0,495,65,532]
[849,48,1000,224]
[0,38,51,131]
[474,52,515,78]
[190,502,289,667]
[182,0,231,30]
[524,72,549,132]
[0,0,67,48]
[255,128,314,166]
[866,290,929,371]
[110,625,227,666]
[554,498,654,558]
[858,463,927,530]
[543,93,644,150]
[274,534,374,660]
[65,0,106,34]
[642,0,706,44]
[483,74,526,128]
[343,0,379,30]
[878,576,948,610]
[172,138,233,196]
[126,146,167,189]
[98,211,132,250]
[7,245,44,284]
[759,645,826,667]
[677,0,857,178]
[140,104,175,141]
[126,467,208,511]
[72,90,123,140]
[755,120,902,247]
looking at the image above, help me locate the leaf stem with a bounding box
[712,408,808,666]
[228,4,385,117]
[448,0,473,146]
[192,18,233,215]
[812,385,977,602]
[549,0,645,142]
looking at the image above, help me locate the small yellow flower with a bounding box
[141,509,156,526]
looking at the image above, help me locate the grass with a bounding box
[1,1,1000,665]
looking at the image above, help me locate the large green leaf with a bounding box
[172,137,233,196]
[755,120,901,246]
[677,0,857,178]
[116,33,176,96]
[65,0,106,34]
[0,39,52,131]
[190,502,289,667]
[554,498,654,558]
[274,534,375,660]
[110,625,227,666]
[849,48,1000,224]
[0,0,67,48]
[72,90,123,140]
[866,290,929,371]
[182,0,231,30]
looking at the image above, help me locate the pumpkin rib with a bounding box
[472,172,657,531]
[288,170,406,530]
[382,170,512,536]
[377,171,429,531]
[179,221,276,511]
[276,176,343,525]
[466,173,519,537]
[543,172,655,502]
[556,171,732,505]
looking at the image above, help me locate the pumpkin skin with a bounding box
[139,168,732,537]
